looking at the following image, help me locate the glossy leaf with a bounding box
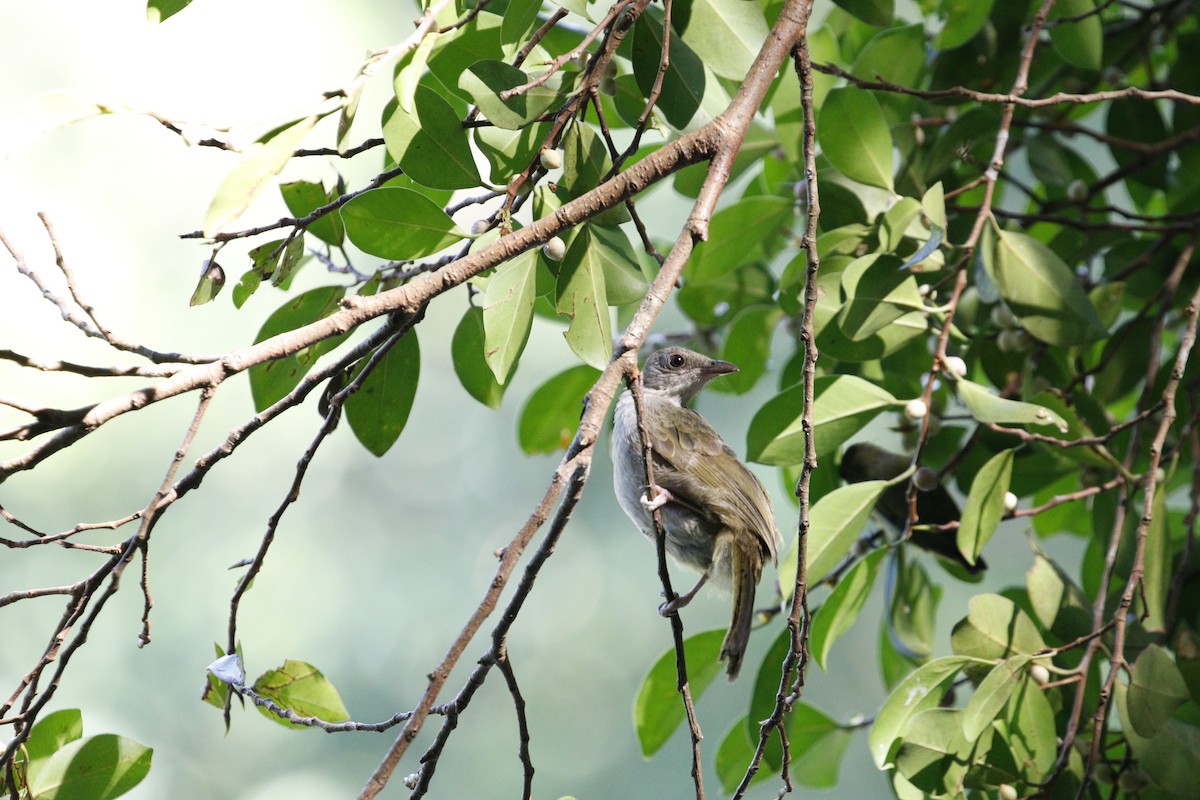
[831,0,893,26]
[837,254,925,341]
[851,25,925,91]
[345,332,420,457]
[381,87,481,190]
[992,229,1106,346]
[204,116,317,237]
[934,0,994,50]
[675,0,769,81]
[709,305,781,395]
[26,734,152,800]
[956,448,1013,567]
[1128,644,1189,738]
[634,629,725,756]
[811,548,887,668]
[869,656,974,769]
[747,374,897,466]
[280,180,344,246]
[818,88,894,192]
[483,250,537,384]
[25,709,83,766]
[950,594,1045,661]
[452,307,505,409]
[688,195,794,284]
[459,60,566,130]
[252,659,351,728]
[517,365,600,454]
[631,11,705,129]
[1048,0,1103,72]
[342,187,465,260]
[780,480,887,590]
[146,0,192,23]
[962,654,1031,741]
[248,287,347,412]
[556,233,612,369]
[955,378,1068,431]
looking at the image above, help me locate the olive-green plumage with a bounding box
[838,442,986,574]
[612,347,781,680]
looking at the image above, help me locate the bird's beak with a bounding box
[701,359,739,376]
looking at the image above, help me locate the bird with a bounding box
[838,442,986,575]
[611,347,782,680]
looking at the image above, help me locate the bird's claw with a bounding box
[640,485,673,512]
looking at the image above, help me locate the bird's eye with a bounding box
[668,354,686,368]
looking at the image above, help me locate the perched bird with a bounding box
[612,347,782,680]
[838,442,986,575]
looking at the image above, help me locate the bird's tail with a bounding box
[720,541,763,680]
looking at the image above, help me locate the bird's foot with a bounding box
[640,485,674,512]
[658,574,708,617]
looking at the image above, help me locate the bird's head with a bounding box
[642,347,738,404]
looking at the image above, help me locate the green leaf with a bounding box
[715,717,772,792]
[634,629,725,756]
[342,187,465,260]
[709,305,781,395]
[501,0,542,42]
[837,254,925,341]
[345,332,420,457]
[25,709,84,767]
[1048,0,1102,72]
[747,374,897,466]
[962,654,1032,741]
[252,659,350,728]
[1143,486,1171,632]
[26,734,152,800]
[869,656,974,768]
[889,556,941,660]
[475,121,554,184]
[892,708,973,794]
[811,549,887,668]
[1129,644,1190,738]
[956,448,1013,567]
[675,0,769,81]
[831,0,893,26]
[1116,680,1200,797]
[780,480,887,591]
[427,13,505,103]
[817,88,894,192]
[556,233,612,370]
[631,11,705,129]
[688,196,794,285]
[814,273,927,362]
[934,0,994,50]
[950,594,1045,661]
[147,0,192,23]
[381,87,481,190]
[203,116,318,237]
[483,250,537,384]
[586,226,647,305]
[248,287,347,412]
[994,677,1056,782]
[188,262,225,307]
[280,180,344,246]
[851,25,925,91]
[517,365,600,453]
[452,307,506,409]
[992,228,1106,346]
[458,60,566,130]
[954,378,1068,431]
[560,123,609,200]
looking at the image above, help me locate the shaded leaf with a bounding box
[517,365,600,453]
[345,332,420,457]
[381,87,481,190]
[631,10,706,129]
[837,254,925,341]
[811,548,887,668]
[688,196,794,285]
[634,629,725,756]
[452,307,506,409]
[483,250,537,384]
[962,654,1031,741]
[248,287,347,412]
[956,448,1013,567]
[1128,644,1190,738]
[280,180,344,246]
[342,187,465,260]
[869,656,974,768]
[950,594,1045,661]
[27,734,153,800]
[955,378,1068,431]
[818,88,894,191]
[675,0,769,81]
[779,480,887,591]
[1048,0,1102,72]
[556,233,612,369]
[458,60,566,130]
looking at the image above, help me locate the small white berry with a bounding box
[470,219,490,236]
[1066,179,1088,203]
[542,236,566,261]
[1004,491,1018,514]
[904,398,928,421]
[539,148,563,170]
[990,304,1019,329]
[943,355,967,378]
[1030,663,1050,685]
[998,784,1019,800]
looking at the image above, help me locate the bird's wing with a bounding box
[646,402,781,563]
